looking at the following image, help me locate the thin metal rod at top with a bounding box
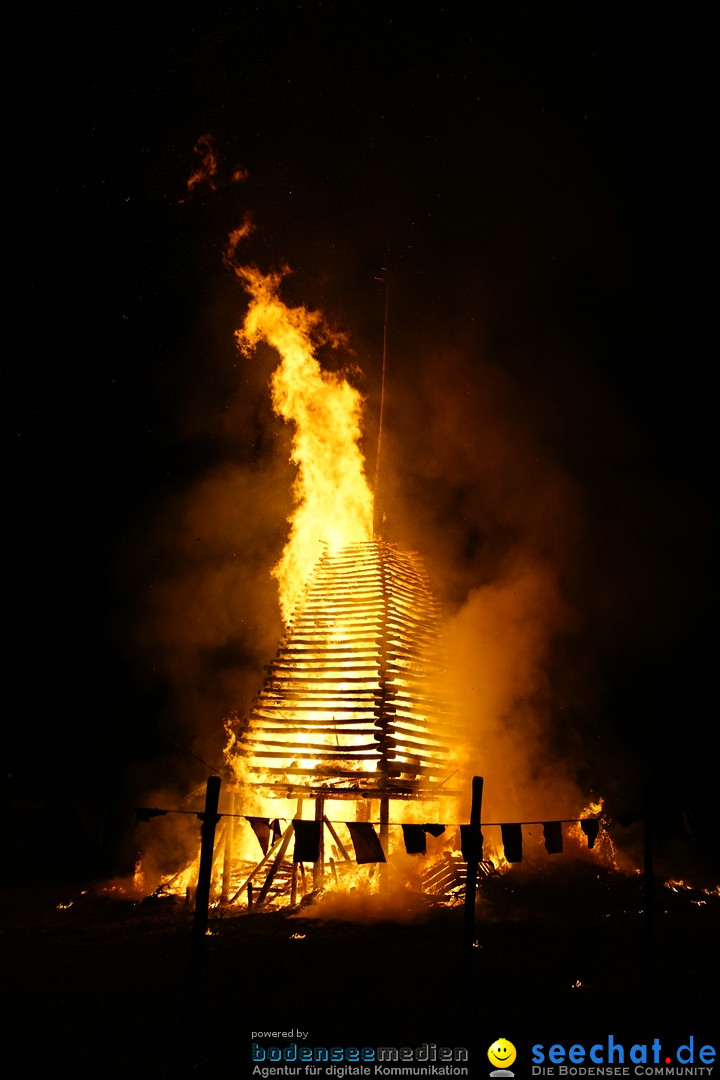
[372,272,389,539]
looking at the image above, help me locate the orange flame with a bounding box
[228,257,373,620]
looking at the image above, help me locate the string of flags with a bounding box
[135,807,602,865]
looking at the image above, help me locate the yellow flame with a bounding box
[566,796,622,870]
[185,133,218,196]
[230,260,373,620]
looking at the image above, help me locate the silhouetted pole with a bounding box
[462,776,484,971]
[189,775,221,981]
[379,794,390,888]
[313,795,325,889]
[221,787,236,902]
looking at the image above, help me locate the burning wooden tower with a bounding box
[215,258,459,903]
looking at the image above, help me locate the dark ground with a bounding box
[2,866,717,1078]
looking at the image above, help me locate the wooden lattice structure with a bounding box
[227,540,453,798]
[222,541,458,902]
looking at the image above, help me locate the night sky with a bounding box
[5,3,715,878]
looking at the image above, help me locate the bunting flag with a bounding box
[346,822,386,864]
[292,820,322,863]
[543,821,564,855]
[402,824,426,855]
[135,808,168,824]
[403,823,447,854]
[459,824,484,862]
[501,823,523,863]
[580,818,600,849]
[138,802,603,868]
[246,816,271,854]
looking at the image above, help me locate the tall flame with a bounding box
[230,257,374,620]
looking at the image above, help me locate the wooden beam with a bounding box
[323,815,353,861]
[462,776,484,972]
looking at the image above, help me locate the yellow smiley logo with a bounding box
[488,1039,517,1070]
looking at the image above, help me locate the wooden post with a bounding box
[313,795,325,889]
[220,788,236,903]
[292,796,304,903]
[462,776,484,968]
[291,862,298,906]
[189,775,222,981]
[379,794,389,887]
